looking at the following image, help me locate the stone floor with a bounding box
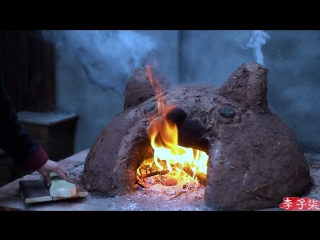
[0,149,320,211]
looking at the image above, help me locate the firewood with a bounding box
[136,175,148,188]
[141,170,170,178]
[183,165,207,186]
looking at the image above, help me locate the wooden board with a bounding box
[3,30,17,109]
[41,39,56,111]
[19,178,88,204]
[0,30,56,112]
[0,31,4,85]
[16,30,29,111]
[27,30,42,112]
[19,180,52,203]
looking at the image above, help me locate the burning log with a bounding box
[82,62,313,211]
[137,155,206,187]
[137,158,169,178]
[183,165,207,186]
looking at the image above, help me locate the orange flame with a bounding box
[137,65,208,183]
[145,65,166,115]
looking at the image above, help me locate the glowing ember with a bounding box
[136,65,209,185]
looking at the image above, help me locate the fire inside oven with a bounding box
[136,108,208,188]
[135,66,208,189]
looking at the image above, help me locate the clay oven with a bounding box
[81,62,313,210]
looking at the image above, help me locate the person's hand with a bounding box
[37,159,69,187]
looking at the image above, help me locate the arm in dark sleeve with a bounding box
[0,80,48,171]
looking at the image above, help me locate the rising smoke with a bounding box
[42,30,157,95]
[236,30,270,65]
[41,30,320,154]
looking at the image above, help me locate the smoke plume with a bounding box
[236,30,270,65]
[42,30,157,94]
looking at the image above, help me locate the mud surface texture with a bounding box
[81,62,312,211]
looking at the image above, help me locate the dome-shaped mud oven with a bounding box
[81,62,313,211]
